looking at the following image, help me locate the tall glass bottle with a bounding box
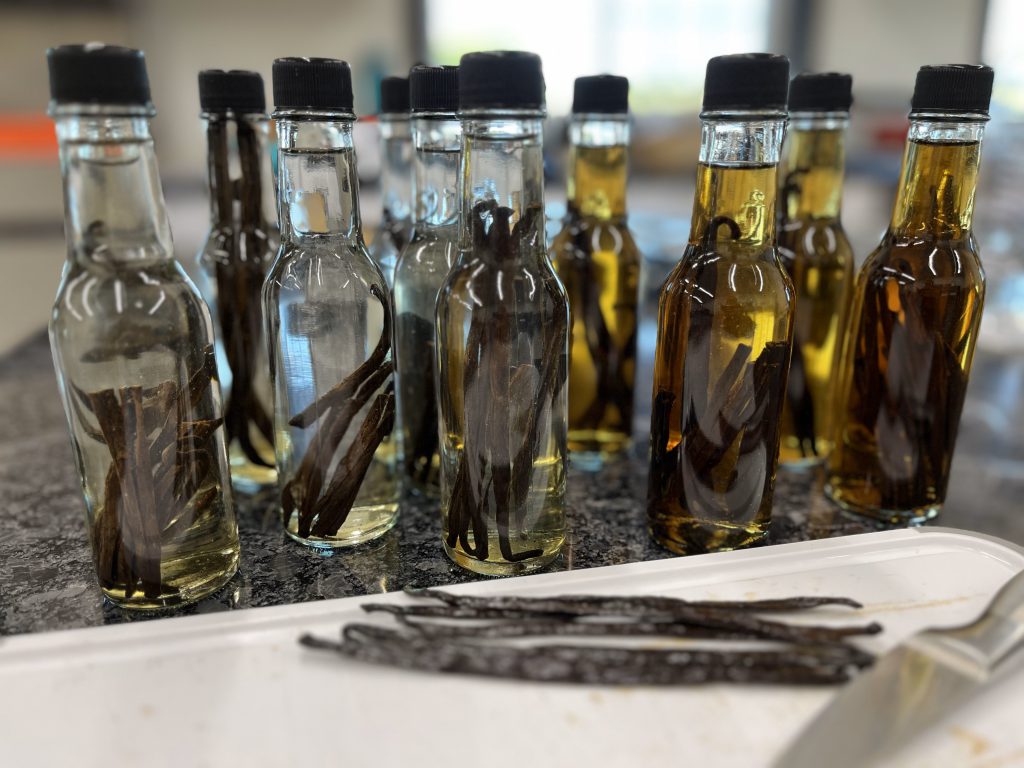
[195,70,278,492]
[369,76,413,286]
[777,73,855,467]
[47,45,239,608]
[264,58,399,547]
[550,75,641,468]
[436,51,569,575]
[827,65,993,523]
[393,65,460,497]
[648,54,794,555]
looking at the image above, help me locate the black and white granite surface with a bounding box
[2,332,1023,636]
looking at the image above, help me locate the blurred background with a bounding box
[2,0,1024,503]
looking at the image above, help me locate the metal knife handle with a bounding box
[939,569,1024,673]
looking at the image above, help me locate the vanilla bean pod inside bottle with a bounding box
[550,75,641,468]
[648,54,794,555]
[369,76,413,286]
[777,73,855,468]
[47,45,239,607]
[264,58,399,547]
[827,65,993,523]
[436,51,569,575]
[393,65,460,497]
[196,70,278,492]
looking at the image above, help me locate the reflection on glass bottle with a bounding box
[777,73,855,468]
[550,75,640,468]
[369,76,413,287]
[47,45,238,608]
[648,54,794,556]
[195,70,278,492]
[436,52,569,575]
[264,58,399,548]
[827,65,993,523]
[393,65,461,497]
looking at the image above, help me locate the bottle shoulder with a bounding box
[777,217,854,267]
[860,232,984,289]
[663,243,793,303]
[266,237,384,288]
[550,215,639,258]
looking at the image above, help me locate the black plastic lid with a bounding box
[47,43,152,109]
[788,72,853,112]
[272,57,354,114]
[702,53,790,113]
[380,76,410,114]
[458,51,545,112]
[199,69,266,114]
[572,74,629,114]
[410,65,459,114]
[911,64,993,116]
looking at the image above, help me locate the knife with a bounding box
[774,568,1024,768]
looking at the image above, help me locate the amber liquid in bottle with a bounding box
[777,118,854,466]
[649,153,794,555]
[551,126,640,466]
[827,133,985,522]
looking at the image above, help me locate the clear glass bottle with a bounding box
[550,75,641,468]
[827,65,993,523]
[393,65,460,497]
[369,76,413,286]
[195,70,278,492]
[436,51,569,575]
[648,54,794,555]
[47,45,239,608]
[264,57,399,548]
[777,73,855,468]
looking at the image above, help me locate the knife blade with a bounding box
[774,567,1024,768]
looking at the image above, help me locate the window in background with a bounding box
[983,0,1024,113]
[425,0,770,115]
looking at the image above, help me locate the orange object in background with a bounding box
[0,114,57,161]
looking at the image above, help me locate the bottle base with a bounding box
[778,455,826,472]
[443,539,563,576]
[824,483,939,525]
[284,503,399,549]
[567,430,631,471]
[100,556,239,611]
[648,519,768,556]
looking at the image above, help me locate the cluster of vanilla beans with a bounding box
[281,285,395,538]
[70,346,223,599]
[301,588,879,685]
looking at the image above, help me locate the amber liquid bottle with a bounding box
[827,65,993,523]
[777,74,855,467]
[648,54,794,555]
[550,75,640,467]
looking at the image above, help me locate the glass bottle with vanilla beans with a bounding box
[264,58,399,548]
[776,73,855,468]
[436,51,569,575]
[648,53,794,555]
[369,76,413,286]
[827,65,993,523]
[550,75,640,468]
[393,65,460,497]
[195,70,278,492]
[47,45,239,608]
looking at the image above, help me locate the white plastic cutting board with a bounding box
[2,528,1023,768]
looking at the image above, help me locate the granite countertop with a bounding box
[2,332,1023,636]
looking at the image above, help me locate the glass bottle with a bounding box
[827,65,993,523]
[393,65,460,497]
[369,76,413,286]
[47,45,239,608]
[195,70,278,492]
[777,73,855,468]
[648,54,794,555]
[550,75,641,469]
[436,51,569,575]
[264,57,399,548]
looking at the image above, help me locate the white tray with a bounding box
[2,527,1023,768]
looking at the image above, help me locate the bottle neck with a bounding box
[781,113,848,220]
[890,117,986,240]
[689,113,786,249]
[380,115,413,225]
[412,115,460,231]
[276,114,362,242]
[566,115,629,221]
[459,113,546,261]
[54,109,173,265]
[204,112,277,234]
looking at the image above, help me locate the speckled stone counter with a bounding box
[3,332,1023,636]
